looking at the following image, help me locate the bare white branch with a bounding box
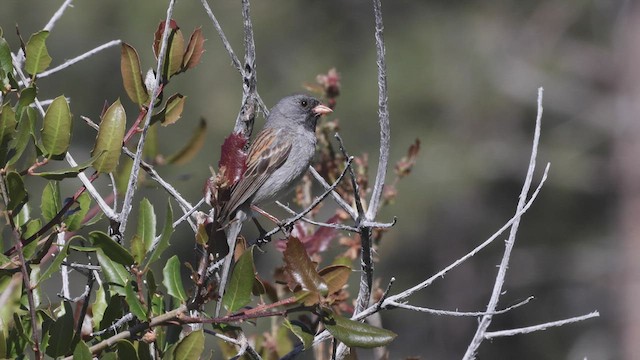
[386,296,534,316]
[463,87,545,360]
[365,0,391,221]
[484,311,600,339]
[37,40,122,79]
[44,0,74,31]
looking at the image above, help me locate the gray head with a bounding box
[266,94,332,131]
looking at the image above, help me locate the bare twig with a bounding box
[483,311,600,339]
[463,87,544,360]
[310,164,550,347]
[199,0,268,115]
[43,0,74,31]
[73,305,187,358]
[57,232,70,299]
[309,167,357,219]
[366,0,391,221]
[119,0,177,235]
[260,157,355,241]
[34,40,122,79]
[276,201,359,232]
[385,296,534,316]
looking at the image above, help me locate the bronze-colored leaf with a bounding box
[182,27,205,70]
[121,43,149,106]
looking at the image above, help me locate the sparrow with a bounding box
[218,94,333,224]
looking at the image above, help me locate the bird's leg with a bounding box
[252,217,271,244]
[251,205,285,243]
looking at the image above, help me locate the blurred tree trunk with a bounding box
[615,4,640,359]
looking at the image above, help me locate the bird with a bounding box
[217,94,333,227]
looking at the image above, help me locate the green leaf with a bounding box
[223,247,255,313]
[166,118,206,165]
[36,241,69,286]
[0,329,6,359]
[162,28,185,79]
[130,234,144,265]
[31,152,103,180]
[90,231,134,266]
[182,27,205,70]
[150,93,186,126]
[0,102,17,166]
[161,93,186,126]
[41,95,72,159]
[120,43,149,106]
[92,285,108,331]
[45,301,74,357]
[40,181,61,223]
[92,99,126,173]
[322,312,397,349]
[173,329,204,360]
[162,255,186,302]
[125,282,147,321]
[66,192,91,231]
[283,319,314,350]
[0,37,13,84]
[137,198,156,254]
[72,340,92,360]
[6,171,28,214]
[99,296,124,338]
[283,237,327,305]
[24,30,52,75]
[145,201,173,269]
[7,106,36,166]
[16,86,37,117]
[96,249,129,296]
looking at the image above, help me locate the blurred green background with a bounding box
[2,0,635,358]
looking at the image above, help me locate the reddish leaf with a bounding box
[217,132,248,188]
[153,19,179,58]
[183,27,205,70]
[283,237,327,297]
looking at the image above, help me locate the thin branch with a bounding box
[199,0,268,115]
[310,164,549,347]
[58,232,70,299]
[33,40,122,79]
[385,164,549,305]
[75,305,187,358]
[385,296,534,316]
[463,87,544,360]
[334,133,365,218]
[309,167,357,219]
[483,311,600,339]
[172,197,205,229]
[276,201,359,232]
[365,0,391,221]
[260,157,354,241]
[89,313,134,338]
[43,0,74,31]
[119,0,177,235]
[12,232,41,358]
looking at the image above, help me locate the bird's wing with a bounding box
[219,127,292,221]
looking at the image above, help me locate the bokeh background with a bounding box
[1,0,636,358]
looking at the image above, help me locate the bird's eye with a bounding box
[300,99,308,107]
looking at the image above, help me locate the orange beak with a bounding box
[312,104,333,116]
